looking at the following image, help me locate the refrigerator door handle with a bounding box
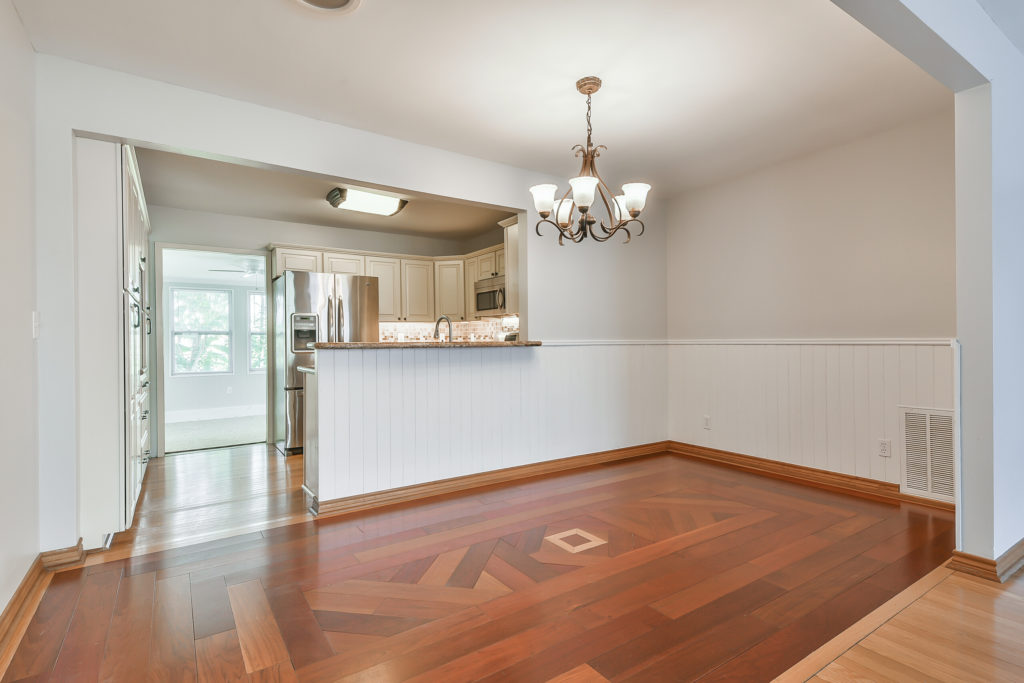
[326,294,335,343]
[337,296,345,343]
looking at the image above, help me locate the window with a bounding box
[171,289,232,374]
[249,291,268,372]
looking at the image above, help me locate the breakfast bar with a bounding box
[303,340,544,513]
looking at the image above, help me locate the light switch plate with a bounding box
[703,415,711,430]
[878,439,892,458]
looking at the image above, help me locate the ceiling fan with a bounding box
[208,265,261,279]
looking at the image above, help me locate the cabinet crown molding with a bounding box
[266,242,503,262]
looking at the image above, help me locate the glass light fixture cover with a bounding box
[529,184,558,214]
[552,198,574,226]
[334,188,405,216]
[613,195,629,223]
[569,176,600,209]
[621,183,651,213]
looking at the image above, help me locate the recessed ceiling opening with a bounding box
[134,147,517,241]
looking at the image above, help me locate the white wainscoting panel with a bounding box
[314,344,668,501]
[667,341,956,484]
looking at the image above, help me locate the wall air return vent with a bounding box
[900,407,956,503]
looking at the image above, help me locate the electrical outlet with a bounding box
[878,439,892,458]
[226,386,233,395]
[703,415,711,430]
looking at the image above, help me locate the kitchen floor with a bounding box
[164,416,267,453]
[97,443,310,559]
[5,454,954,681]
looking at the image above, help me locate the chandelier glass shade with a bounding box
[530,76,651,245]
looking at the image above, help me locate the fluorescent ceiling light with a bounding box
[326,187,407,216]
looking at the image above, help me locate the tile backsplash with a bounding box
[379,316,519,343]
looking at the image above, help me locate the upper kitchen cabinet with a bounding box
[477,251,497,279]
[273,247,323,277]
[496,248,505,277]
[401,259,435,322]
[367,256,402,321]
[324,251,365,275]
[434,260,465,321]
[122,146,150,300]
[463,255,479,318]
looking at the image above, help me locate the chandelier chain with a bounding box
[585,94,593,148]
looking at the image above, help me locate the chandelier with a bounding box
[529,76,651,245]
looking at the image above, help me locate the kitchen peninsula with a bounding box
[302,340,545,515]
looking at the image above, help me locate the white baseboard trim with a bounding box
[166,404,266,423]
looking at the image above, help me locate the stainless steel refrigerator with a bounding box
[273,271,379,455]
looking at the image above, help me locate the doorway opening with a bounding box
[159,248,269,453]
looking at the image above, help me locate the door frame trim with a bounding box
[153,242,272,458]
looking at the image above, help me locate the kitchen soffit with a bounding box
[135,148,516,239]
[15,0,951,193]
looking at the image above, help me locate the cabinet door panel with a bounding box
[401,259,435,322]
[324,252,365,275]
[463,257,478,319]
[367,257,402,321]
[434,260,465,321]
[274,249,323,277]
[496,248,505,277]
[477,251,497,279]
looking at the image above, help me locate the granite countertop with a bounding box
[312,340,542,350]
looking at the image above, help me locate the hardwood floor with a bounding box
[787,564,1024,681]
[3,454,953,682]
[94,443,311,561]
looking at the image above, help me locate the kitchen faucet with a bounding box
[433,315,453,343]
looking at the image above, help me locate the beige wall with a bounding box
[0,0,39,607]
[666,109,955,339]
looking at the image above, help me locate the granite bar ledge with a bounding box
[312,340,542,350]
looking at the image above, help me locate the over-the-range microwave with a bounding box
[474,275,506,317]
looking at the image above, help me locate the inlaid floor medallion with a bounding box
[544,527,608,554]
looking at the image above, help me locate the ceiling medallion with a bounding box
[530,77,651,245]
[297,0,361,12]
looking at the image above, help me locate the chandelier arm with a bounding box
[536,217,578,246]
[590,222,630,243]
[594,182,617,236]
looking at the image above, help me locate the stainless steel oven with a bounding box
[474,275,506,317]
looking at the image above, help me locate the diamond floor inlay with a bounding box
[544,527,608,554]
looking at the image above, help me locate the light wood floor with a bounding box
[92,444,312,562]
[3,453,954,682]
[780,563,1024,682]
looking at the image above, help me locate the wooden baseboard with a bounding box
[315,441,672,518]
[0,556,51,678]
[666,441,955,512]
[39,539,85,571]
[950,534,1024,583]
[948,551,999,582]
[996,535,1024,581]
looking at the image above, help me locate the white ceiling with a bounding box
[163,249,266,286]
[977,0,1024,57]
[135,148,516,238]
[14,0,951,193]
